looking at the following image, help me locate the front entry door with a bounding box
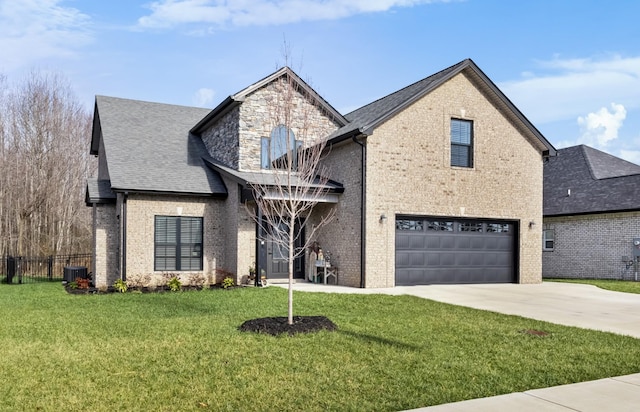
[264,220,305,280]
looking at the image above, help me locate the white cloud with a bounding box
[499,55,640,125]
[618,149,640,165]
[137,0,448,29]
[576,103,627,148]
[0,0,92,72]
[193,87,216,106]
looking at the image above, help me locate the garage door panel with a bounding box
[426,237,441,249]
[396,217,515,285]
[410,253,425,266]
[455,236,471,249]
[426,253,440,266]
[441,236,456,249]
[457,253,470,265]
[396,234,410,249]
[440,252,456,266]
[409,235,425,249]
[469,253,485,265]
[470,237,486,249]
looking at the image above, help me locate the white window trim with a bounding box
[543,229,555,251]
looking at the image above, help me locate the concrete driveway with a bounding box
[283,281,640,338]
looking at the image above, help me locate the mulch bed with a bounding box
[239,316,337,336]
[63,284,239,294]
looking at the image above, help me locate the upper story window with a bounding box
[451,119,473,168]
[261,125,301,169]
[543,229,555,251]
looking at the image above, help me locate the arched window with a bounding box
[261,125,300,169]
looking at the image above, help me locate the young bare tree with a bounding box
[247,68,337,325]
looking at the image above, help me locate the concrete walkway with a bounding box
[275,281,640,411]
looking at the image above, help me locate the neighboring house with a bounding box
[543,145,640,280]
[86,58,555,289]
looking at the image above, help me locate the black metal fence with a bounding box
[1,254,92,284]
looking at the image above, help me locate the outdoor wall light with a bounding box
[379,214,387,223]
[528,221,536,229]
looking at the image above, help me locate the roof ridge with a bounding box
[344,59,470,118]
[579,145,599,181]
[96,94,210,110]
[581,144,640,179]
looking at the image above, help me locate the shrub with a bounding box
[76,278,90,289]
[113,278,128,293]
[167,276,182,292]
[214,268,235,284]
[221,276,235,289]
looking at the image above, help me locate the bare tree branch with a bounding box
[244,61,337,324]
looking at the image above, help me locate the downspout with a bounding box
[122,192,128,281]
[352,135,366,288]
[255,203,262,287]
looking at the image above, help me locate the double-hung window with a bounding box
[154,216,203,271]
[451,119,473,168]
[543,229,555,251]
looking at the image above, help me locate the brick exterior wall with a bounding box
[219,181,256,285]
[543,212,640,280]
[122,194,227,287]
[92,203,119,289]
[312,141,364,287]
[362,72,544,287]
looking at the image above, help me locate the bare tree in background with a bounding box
[247,62,336,325]
[0,70,94,257]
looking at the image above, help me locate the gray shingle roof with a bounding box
[95,96,227,196]
[203,157,344,193]
[85,178,116,204]
[543,145,640,216]
[327,59,556,156]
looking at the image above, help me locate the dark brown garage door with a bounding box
[395,217,517,285]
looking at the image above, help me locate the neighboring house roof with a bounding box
[91,96,227,197]
[85,178,116,205]
[328,58,556,156]
[190,66,348,135]
[544,145,640,216]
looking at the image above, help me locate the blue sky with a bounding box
[2,0,640,162]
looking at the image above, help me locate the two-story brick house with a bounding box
[86,59,555,289]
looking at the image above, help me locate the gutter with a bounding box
[352,135,367,288]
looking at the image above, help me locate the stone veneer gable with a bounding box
[200,106,240,168]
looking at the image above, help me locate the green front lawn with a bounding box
[547,278,640,294]
[1,284,639,411]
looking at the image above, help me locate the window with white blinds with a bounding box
[451,118,473,168]
[154,216,203,271]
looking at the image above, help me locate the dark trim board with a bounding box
[395,215,518,285]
